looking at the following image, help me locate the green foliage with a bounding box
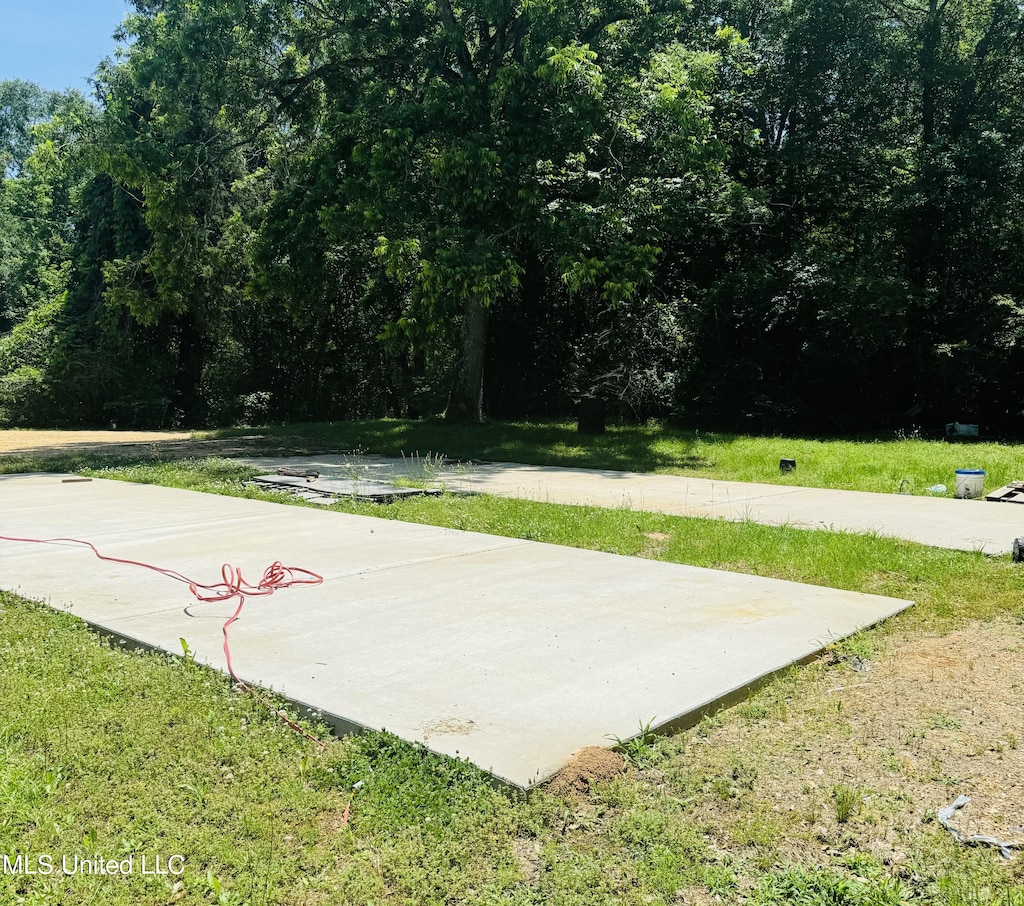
[0,299,60,426]
[832,783,863,823]
[607,718,661,767]
[0,79,58,176]
[0,365,48,427]
[88,0,289,422]
[318,732,508,838]
[269,0,743,421]
[681,0,1024,432]
[0,86,93,335]
[938,875,1024,906]
[0,589,335,905]
[752,864,911,905]
[2,0,1024,431]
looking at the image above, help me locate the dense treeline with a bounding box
[1,0,1022,433]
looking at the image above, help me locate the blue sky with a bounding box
[0,0,131,94]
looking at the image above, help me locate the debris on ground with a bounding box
[547,747,625,798]
[938,795,1024,859]
[246,473,442,504]
[986,481,1024,503]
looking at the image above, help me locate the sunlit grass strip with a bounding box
[6,419,1023,495]
[201,419,1024,496]
[26,455,1024,631]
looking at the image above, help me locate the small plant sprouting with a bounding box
[205,870,241,906]
[832,783,862,824]
[607,718,659,767]
[927,712,962,731]
[42,764,64,797]
[835,631,875,664]
[180,775,210,809]
[696,711,724,738]
[178,637,197,669]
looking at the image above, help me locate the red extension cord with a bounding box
[0,534,326,744]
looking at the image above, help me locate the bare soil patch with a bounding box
[675,618,1024,871]
[0,429,323,460]
[0,429,193,456]
[549,746,625,798]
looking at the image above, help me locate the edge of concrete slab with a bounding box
[646,606,904,742]
[12,587,908,792]
[27,604,379,743]
[12,600,528,788]
[234,455,1024,555]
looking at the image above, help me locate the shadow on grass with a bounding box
[0,453,150,475]
[205,419,723,473]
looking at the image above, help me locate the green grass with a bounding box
[0,591,525,906]
[3,441,1024,904]
[41,455,1019,633]
[4,568,1021,904]
[5,451,1023,636]
[191,418,1023,496]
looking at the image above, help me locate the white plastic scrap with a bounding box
[938,795,1023,859]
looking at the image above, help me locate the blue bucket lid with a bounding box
[955,469,985,475]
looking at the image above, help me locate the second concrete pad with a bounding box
[237,456,1024,555]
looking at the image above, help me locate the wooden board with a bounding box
[985,481,1024,503]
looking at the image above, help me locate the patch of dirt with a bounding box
[547,746,625,798]
[638,530,673,559]
[512,837,544,883]
[319,802,353,834]
[419,717,478,739]
[0,429,329,460]
[677,618,1024,868]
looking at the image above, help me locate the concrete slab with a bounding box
[237,455,1024,555]
[1,474,912,788]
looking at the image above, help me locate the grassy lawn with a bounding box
[2,436,1024,904]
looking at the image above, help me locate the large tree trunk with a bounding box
[445,295,489,422]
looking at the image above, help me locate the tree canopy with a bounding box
[2,0,1023,432]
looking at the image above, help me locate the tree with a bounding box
[0,80,56,176]
[678,0,1024,431]
[91,0,286,423]
[0,86,93,332]
[891,0,1024,424]
[277,0,731,422]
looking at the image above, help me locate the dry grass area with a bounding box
[0,428,194,455]
[0,428,322,459]
[649,618,1024,883]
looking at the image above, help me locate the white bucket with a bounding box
[955,469,985,499]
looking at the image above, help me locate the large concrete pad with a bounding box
[238,455,1024,555]
[1,474,911,787]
